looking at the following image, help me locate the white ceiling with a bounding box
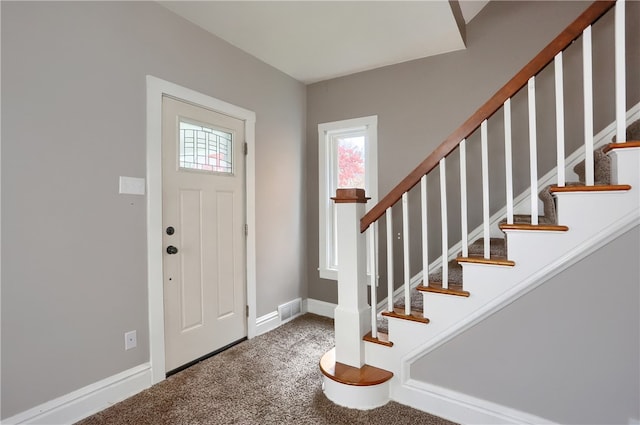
[160,1,489,84]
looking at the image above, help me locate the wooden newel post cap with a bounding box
[331,188,370,203]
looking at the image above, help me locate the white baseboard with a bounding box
[3,363,151,425]
[395,379,558,425]
[304,298,337,318]
[255,311,280,336]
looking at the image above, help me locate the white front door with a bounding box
[162,95,247,373]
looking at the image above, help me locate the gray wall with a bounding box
[306,1,640,304]
[412,225,640,424]
[1,1,305,418]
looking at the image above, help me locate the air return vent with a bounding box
[278,298,302,323]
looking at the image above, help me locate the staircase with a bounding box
[376,133,637,335]
[320,1,640,422]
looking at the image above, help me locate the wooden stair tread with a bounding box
[456,255,515,266]
[417,283,469,297]
[363,331,393,347]
[500,222,569,232]
[382,307,429,324]
[320,348,393,386]
[549,184,631,193]
[603,140,640,153]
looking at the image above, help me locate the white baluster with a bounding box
[615,0,626,143]
[504,100,514,225]
[481,120,490,258]
[375,221,379,284]
[402,192,410,316]
[583,26,594,186]
[386,207,394,312]
[369,225,377,339]
[555,53,566,187]
[421,175,429,293]
[439,158,449,288]
[528,78,539,225]
[459,140,469,256]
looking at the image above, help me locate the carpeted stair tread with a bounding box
[428,260,463,286]
[500,214,555,225]
[394,287,424,311]
[376,317,389,335]
[466,237,507,258]
[573,146,611,184]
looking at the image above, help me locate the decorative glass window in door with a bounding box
[179,119,233,174]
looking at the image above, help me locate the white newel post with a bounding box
[332,188,371,368]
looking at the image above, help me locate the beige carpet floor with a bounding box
[76,314,456,425]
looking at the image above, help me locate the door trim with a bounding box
[146,75,257,385]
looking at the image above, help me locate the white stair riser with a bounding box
[365,344,402,375]
[506,231,571,267]
[555,191,637,230]
[610,147,640,185]
[386,317,439,351]
[460,254,576,309]
[460,263,516,289]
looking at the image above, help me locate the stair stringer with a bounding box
[391,210,639,424]
[361,147,639,422]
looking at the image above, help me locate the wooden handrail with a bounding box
[360,0,616,233]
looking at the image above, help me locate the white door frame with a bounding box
[146,75,257,384]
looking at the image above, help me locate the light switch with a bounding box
[119,176,145,195]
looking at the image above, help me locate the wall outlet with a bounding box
[124,330,137,350]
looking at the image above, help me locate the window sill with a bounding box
[319,268,338,281]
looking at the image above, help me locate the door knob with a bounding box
[166,245,178,255]
[166,226,175,235]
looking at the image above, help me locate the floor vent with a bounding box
[278,298,302,323]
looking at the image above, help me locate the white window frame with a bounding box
[318,116,378,281]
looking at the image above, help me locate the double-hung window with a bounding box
[318,116,377,280]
